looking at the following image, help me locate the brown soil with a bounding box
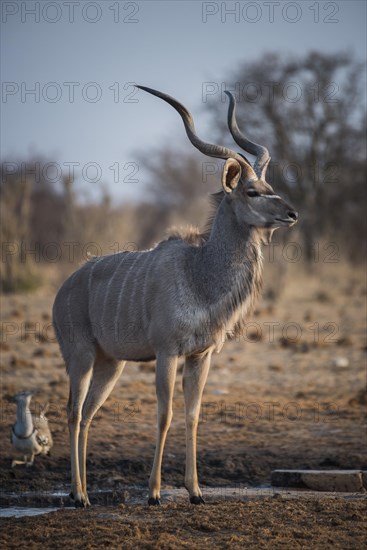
[1,261,366,548]
[1,499,367,549]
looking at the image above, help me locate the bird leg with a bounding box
[11,455,29,467]
[26,453,35,467]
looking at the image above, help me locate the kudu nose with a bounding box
[288,211,298,221]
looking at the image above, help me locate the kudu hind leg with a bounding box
[149,354,178,505]
[67,351,94,507]
[183,350,212,504]
[79,359,126,506]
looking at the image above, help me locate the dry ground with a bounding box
[0,259,366,548]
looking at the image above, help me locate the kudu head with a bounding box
[136,86,298,237]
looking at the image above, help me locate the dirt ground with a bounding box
[1,498,367,549]
[0,259,366,548]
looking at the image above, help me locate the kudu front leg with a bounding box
[183,349,212,504]
[148,353,178,505]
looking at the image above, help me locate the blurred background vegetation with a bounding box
[1,51,366,294]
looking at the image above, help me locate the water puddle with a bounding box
[1,485,364,518]
[0,507,58,518]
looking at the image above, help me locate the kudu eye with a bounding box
[247,189,260,198]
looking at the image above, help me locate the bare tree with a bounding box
[207,51,366,261]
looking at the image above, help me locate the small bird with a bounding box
[11,390,53,467]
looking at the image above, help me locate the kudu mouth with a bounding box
[274,210,298,227]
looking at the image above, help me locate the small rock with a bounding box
[111,475,124,482]
[10,309,22,318]
[247,330,262,342]
[279,336,292,348]
[36,332,49,343]
[10,356,29,367]
[332,357,349,368]
[303,311,312,322]
[319,457,339,467]
[268,364,282,372]
[348,387,367,406]
[211,389,229,396]
[315,291,331,303]
[299,342,310,353]
[271,469,364,492]
[337,336,352,346]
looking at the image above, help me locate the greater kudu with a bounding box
[53,86,298,507]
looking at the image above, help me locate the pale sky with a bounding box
[1,0,366,202]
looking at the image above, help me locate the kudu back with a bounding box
[53,86,298,507]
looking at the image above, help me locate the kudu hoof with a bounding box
[190,495,205,505]
[70,491,88,508]
[148,497,161,506]
[74,499,87,509]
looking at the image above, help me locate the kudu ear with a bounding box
[221,158,242,194]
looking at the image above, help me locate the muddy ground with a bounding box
[0,260,366,548]
[1,498,367,549]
